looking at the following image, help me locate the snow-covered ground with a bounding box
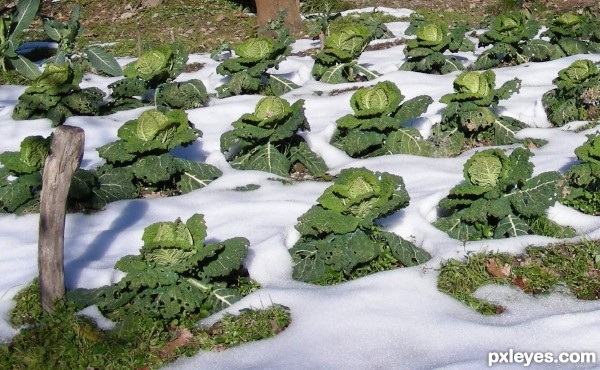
[1,7,600,369]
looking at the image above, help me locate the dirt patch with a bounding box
[30,0,600,57]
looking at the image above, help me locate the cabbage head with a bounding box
[494,14,520,32]
[463,149,509,188]
[254,96,291,121]
[482,12,538,44]
[0,136,50,175]
[555,59,599,90]
[317,167,409,221]
[416,22,449,47]
[124,45,172,81]
[324,26,372,60]
[441,71,495,105]
[26,63,80,94]
[233,36,275,60]
[350,81,404,118]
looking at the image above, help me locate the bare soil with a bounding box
[25,0,600,56]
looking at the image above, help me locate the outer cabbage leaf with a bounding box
[155,79,208,109]
[433,213,484,241]
[0,136,49,174]
[290,238,328,282]
[295,206,360,236]
[132,153,178,184]
[200,237,249,278]
[90,166,137,209]
[288,142,328,177]
[507,171,562,218]
[384,128,434,157]
[494,213,530,238]
[332,130,386,157]
[174,158,222,194]
[231,143,291,177]
[379,230,431,267]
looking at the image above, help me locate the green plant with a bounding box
[474,11,561,69]
[311,25,379,83]
[404,12,427,36]
[0,135,49,213]
[301,0,354,13]
[3,279,287,369]
[11,63,105,126]
[561,133,600,215]
[330,81,433,157]
[438,240,600,314]
[432,70,526,156]
[0,0,41,80]
[216,30,297,97]
[289,167,431,284]
[220,96,327,178]
[106,42,207,112]
[69,213,253,324]
[305,2,342,48]
[434,147,575,241]
[88,108,221,208]
[542,59,600,127]
[540,8,600,56]
[42,5,122,77]
[360,10,394,40]
[400,21,474,74]
[189,305,291,351]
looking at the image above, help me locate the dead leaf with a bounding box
[158,328,193,359]
[486,258,511,278]
[512,276,528,290]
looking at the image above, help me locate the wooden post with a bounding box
[255,0,304,36]
[38,125,84,313]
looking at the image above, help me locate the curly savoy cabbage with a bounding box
[68,214,252,324]
[434,148,575,241]
[289,167,431,284]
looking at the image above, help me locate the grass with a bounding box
[437,239,600,315]
[3,279,291,369]
[36,0,257,58]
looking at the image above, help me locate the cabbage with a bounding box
[401,21,472,74]
[290,167,431,284]
[221,97,327,178]
[350,81,404,117]
[543,59,600,126]
[332,81,433,158]
[312,26,380,83]
[216,33,297,97]
[255,96,291,121]
[233,37,275,60]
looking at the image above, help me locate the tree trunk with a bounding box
[255,0,303,36]
[38,125,84,313]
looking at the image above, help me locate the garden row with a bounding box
[2,0,600,340]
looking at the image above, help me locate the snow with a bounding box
[2,7,600,369]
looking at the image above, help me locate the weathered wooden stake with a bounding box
[38,125,84,313]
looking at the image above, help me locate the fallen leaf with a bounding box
[158,328,193,359]
[512,276,528,290]
[486,258,511,278]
